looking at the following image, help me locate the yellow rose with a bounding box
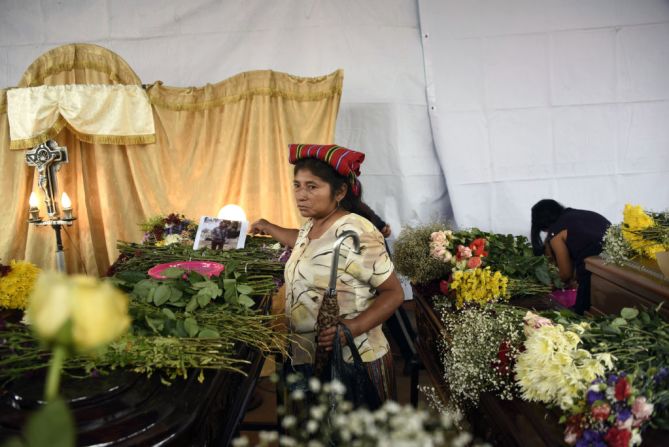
[27,272,131,352]
[70,276,131,351]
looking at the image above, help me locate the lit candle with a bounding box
[217,204,247,222]
[61,192,74,220]
[28,192,41,221]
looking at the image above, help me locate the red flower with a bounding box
[603,427,632,447]
[467,256,482,269]
[469,238,488,257]
[591,402,611,421]
[615,377,632,401]
[495,340,513,375]
[439,279,450,295]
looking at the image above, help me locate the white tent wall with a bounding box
[419,0,669,237]
[0,0,451,239]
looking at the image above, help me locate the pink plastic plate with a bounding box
[148,261,225,280]
[550,288,577,308]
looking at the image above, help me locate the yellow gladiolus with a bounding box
[27,272,131,352]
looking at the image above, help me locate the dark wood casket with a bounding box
[414,272,669,446]
[0,313,266,446]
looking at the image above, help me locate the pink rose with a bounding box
[523,311,553,330]
[563,428,578,446]
[631,396,653,425]
[467,256,482,269]
[456,245,472,260]
[431,231,446,243]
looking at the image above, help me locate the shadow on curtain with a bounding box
[0,44,342,276]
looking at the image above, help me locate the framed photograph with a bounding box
[193,216,248,250]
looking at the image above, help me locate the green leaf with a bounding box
[611,317,628,327]
[184,317,199,337]
[162,267,185,279]
[621,308,639,320]
[168,287,183,302]
[198,328,220,338]
[153,284,171,306]
[237,284,254,295]
[162,308,176,320]
[189,271,206,283]
[185,296,198,313]
[197,293,211,307]
[115,270,148,285]
[174,320,188,337]
[238,294,255,308]
[145,316,165,333]
[534,265,551,286]
[25,398,75,447]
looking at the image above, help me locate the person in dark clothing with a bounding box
[531,199,611,314]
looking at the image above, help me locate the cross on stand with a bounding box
[25,140,76,272]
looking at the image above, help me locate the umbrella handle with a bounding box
[327,230,360,294]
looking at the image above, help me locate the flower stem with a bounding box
[45,344,67,402]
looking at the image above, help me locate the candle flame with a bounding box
[29,192,39,208]
[61,192,72,209]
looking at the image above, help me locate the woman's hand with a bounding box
[248,219,299,248]
[317,320,358,352]
[380,224,392,238]
[249,218,271,235]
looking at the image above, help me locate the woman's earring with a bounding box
[336,200,341,208]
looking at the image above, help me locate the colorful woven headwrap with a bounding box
[288,144,365,196]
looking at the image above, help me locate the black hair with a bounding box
[293,158,374,222]
[531,199,565,256]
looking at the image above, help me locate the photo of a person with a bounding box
[193,217,248,250]
[210,221,229,250]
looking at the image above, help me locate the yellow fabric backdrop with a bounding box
[0,44,342,276]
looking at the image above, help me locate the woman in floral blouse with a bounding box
[250,144,404,401]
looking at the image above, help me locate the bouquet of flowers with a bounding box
[0,260,41,310]
[395,224,559,298]
[437,303,526,410]
[139,213,198,246]
[443,267,509,309]
[514,313,614,411]
[562,373,653,447]
[622,204,668,259]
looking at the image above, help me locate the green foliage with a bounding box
[549,306,669,429]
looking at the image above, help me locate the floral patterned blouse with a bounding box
[285,213,394,365]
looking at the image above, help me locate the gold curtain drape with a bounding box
[0,44,342,276]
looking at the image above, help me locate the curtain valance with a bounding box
[7,84,155,149]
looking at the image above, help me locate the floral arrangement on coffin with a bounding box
[435,303,526,412]
[514,312,614,411]
[394,223,559,304]
[139,213,198,246]
[562,372,653,447]
[233,376,482,447]
[603,204,669,265]
[0,260,41,310]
